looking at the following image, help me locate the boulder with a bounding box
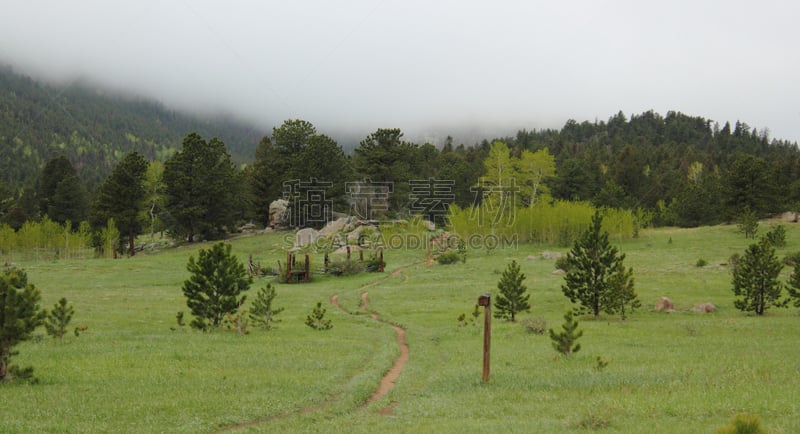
[551,269,566,275]
[268,199,289,228]
[347,225,371,244]
[654,296,675,312]
[319,217,350,236]
[295,228,320,248]
[238,222,258,233]
[691,303,716,313]
[541,251,564,260]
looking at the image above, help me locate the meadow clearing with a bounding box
[1,222,799,433]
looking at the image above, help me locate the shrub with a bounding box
[783,251,800,266]
[457,305,481,327]
[364,255,384,272]
[594,356,609,372]
[554,256,571,272]
[327,258,364,276]
[714,413,766,434]
[696,258,708,267]
[520,317,547,335]
[437,251,461,265]
[765,225,786,247]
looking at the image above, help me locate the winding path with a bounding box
[356,291,409,414]
[217,262,418,432]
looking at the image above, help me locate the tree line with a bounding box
[2,107,800,252]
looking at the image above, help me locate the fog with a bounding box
[2,0,799,144]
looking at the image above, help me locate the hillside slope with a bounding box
[0,65,264,189]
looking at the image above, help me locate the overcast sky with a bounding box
[1,0,799,144]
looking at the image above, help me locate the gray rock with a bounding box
[295,228,320,248]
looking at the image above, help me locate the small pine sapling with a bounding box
[44,297,74,341]
[549,309,583,357]
[786,262,800,308]
[249,283,284,330]
[594,356,609,372]
[305,302,332,330]
[493,260,531,322]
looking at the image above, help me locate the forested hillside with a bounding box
[0,65,263,190]
[3,63,800,250]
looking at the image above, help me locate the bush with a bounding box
[364,255,384,272]
[783,251,800,266]
[554,256,571,272]
[437,251,461,265]
[326,258,364,276]
[714,413,766,434]
[520,317,547,335]
[696,258,708,267]
[765,225,786,247]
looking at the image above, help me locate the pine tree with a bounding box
[249,283,284,330]
[0,268,45,381]
[549,309,583,357]
[788,262,800,308]
[91,152,149,256]
[182,242,252,330]
[732,237,785,315]
[562,211,634,317]
[164,133,240,242]
[44,297,74,341]
[305,302,332,330]
[607,266,640,320]
[494,260,531,322]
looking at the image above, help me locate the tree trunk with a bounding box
[128,227,135,257]
[0,350,8,381]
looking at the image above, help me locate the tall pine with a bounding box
[494,260,531,322]
[732,237,784,315]
[562,211,635,317]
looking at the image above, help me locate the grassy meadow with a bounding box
[2,222,800,433]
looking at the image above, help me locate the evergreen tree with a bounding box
[49,174,89,225]
[737,207,759,239]
[44,297,74,341]
[732,237,785,315]
[91,152,149,256]
[787,262,800,308]
[607,266,640,320]
[36,156,77,219]
[164,133,240,242]
[182,242,252,330]
[562,211,633,317]
[0,268,45,381]
[248,283,283,330]
[549,309,583,356]
[352,128,418,212]
[493,260,531,322]
[305,302,332,330]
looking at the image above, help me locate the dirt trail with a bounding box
[357,291,408,412]
[217,262,418,432]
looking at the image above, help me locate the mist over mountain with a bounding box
[0,65,265,189]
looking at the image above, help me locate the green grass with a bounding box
[2,223,800,433]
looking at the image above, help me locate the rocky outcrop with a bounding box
[295,228,320,248]
[269,199,289,228]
